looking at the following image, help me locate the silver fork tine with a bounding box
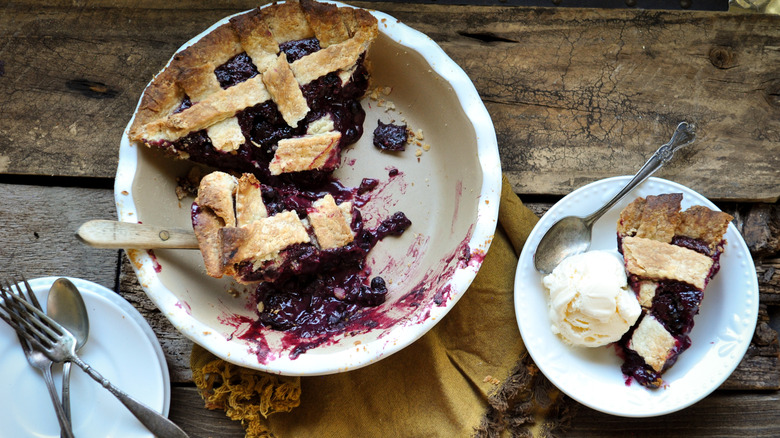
[20,276,42,309]
[0,279,76,438]
[0,285,62,344]
[0,289,58,355]
[0,283,30,332]
[6,278,45,354]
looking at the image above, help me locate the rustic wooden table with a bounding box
[2,0,779,436]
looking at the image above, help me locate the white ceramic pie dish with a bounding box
[115,2,501,375]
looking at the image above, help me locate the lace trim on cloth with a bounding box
[475,352,576,438]
[191,344,302,438]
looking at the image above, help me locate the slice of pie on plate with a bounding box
[615,193,733,388]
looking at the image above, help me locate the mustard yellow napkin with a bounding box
[191,175,572,437]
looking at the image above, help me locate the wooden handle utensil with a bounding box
[76,220,199,249]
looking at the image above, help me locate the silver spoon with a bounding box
[533,122,696,274]
[47,278,89,436]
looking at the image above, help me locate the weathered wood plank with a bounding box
[378,4,780,201]
[757,260,780,304]
[168,385,780,438]
[170,386,246,438]
[119,252,195,383]
[740,203,780,258]
[565,391,780,437]
[0,183,118,285]
[0,2,778,200]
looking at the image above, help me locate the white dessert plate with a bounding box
[514,176,759,417]
[0,277,170,437]
[115,2,500,375]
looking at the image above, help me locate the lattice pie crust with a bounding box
[128,0,378,175]
[192,171,354,282]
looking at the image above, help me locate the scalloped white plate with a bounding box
[0,277,170,437]
[115,2,500,375]
[515,176,758,417]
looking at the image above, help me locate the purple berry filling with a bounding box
[372,120,408,151]
[279,37,321,62]
[357,178,379,195]
[251,211,411,335]
[617,235,723,388]
[214,52,258,88]
[174,96,192,114]
[152,41,369,187]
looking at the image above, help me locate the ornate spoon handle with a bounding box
[70,355,189,438]
[584,121,696,226]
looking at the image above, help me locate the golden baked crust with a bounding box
[622,237,713,290]
[192,171,358,282]
[677,206,733,254]
[262,53,310,126]
[617,193,733,387]
[207,117,244,152]
[268,131,341,175]
[235,173,267,226]
[300,0,349,47]
[618,193,733,249]
[196,172,238,227]
[636,281,658,308]
[618,193,733,291]
[193,206,229,278]
[193,172,239,277]
[628,315,677,372]
[308,194,354,249]
[617,193,682,243]
[221,211,311,268]
[128,0,378,175]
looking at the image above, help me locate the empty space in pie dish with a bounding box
[115,4,500,375]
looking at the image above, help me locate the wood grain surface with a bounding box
[1,0,779,436]
[1,1,778,200]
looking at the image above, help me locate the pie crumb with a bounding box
[483,375,501,385]
[175,167,202,200]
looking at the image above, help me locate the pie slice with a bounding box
[192,171,359,283]
[615,193,733,388]
[127,0,378,185]
[191,170,412,333]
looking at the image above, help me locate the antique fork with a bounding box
[3,279,75,438]
[0,281,190,438]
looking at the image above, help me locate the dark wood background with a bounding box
[1,1,779,436]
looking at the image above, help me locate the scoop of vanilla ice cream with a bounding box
[542,250,640,347]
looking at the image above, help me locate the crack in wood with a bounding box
[457,31,517,44]
[65,78,119,99]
